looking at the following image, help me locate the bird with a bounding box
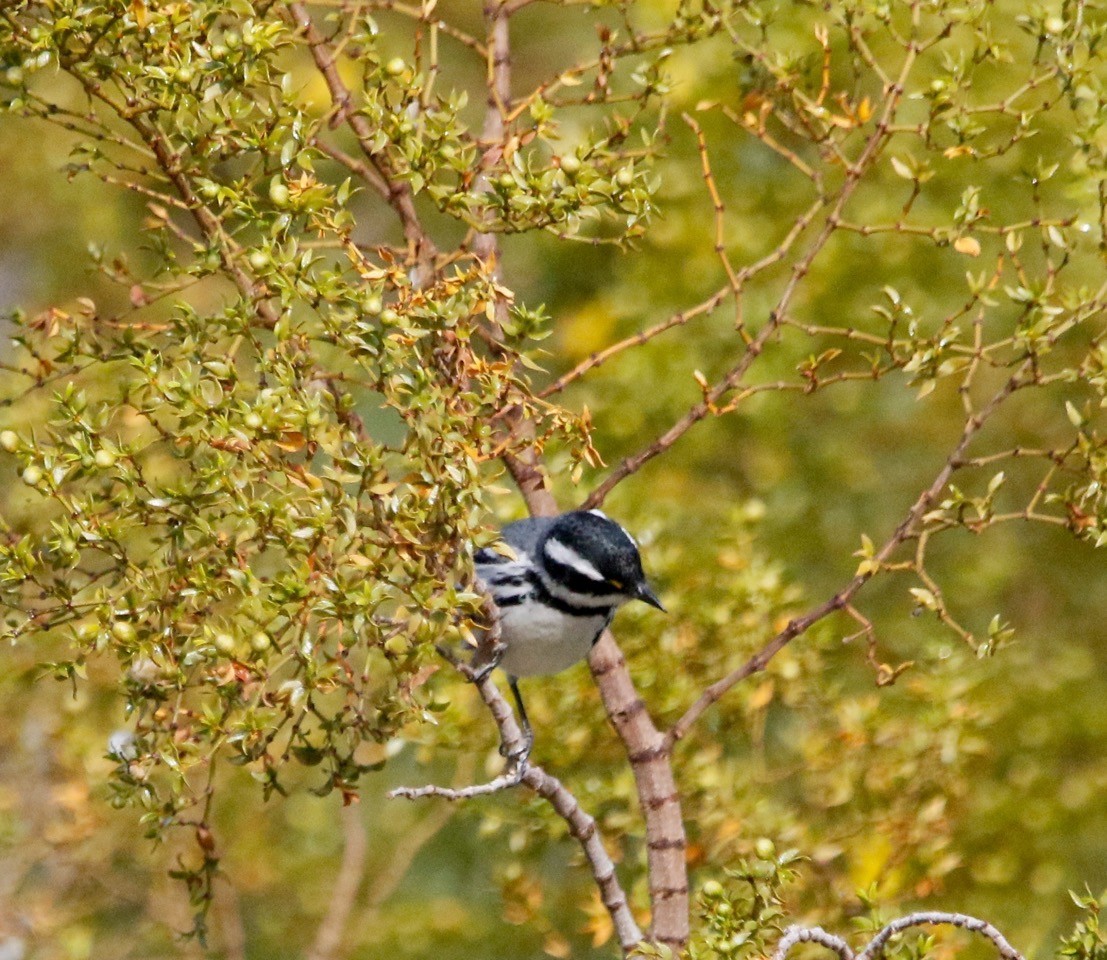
[473,509,664,766]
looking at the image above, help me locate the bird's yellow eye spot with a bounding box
[608,579,624,590]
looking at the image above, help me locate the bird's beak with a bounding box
[637,583,666,612]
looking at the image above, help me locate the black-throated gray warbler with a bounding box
[474,509,664,762]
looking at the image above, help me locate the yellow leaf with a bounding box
[487,541,519,562]
[543,931,571,958]
[274,430,306,452]
[748,679,775,710]
[953,236,981,257]
[890,156,914,179]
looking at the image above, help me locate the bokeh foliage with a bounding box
[2,0,1107,958]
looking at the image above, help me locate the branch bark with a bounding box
[665,364,1028,749]
[306,805,369,960]
[774,911,1025,960]
[390,658,645,953]
[583,14,923,510]
[502,454,690,951]
[285,2,435,273]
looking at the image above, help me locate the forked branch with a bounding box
[389,646,644,952]
[773,911,1025,960]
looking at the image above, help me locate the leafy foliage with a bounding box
[2,0,1107,957]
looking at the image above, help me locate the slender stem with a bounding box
[306,805,369,960]
[665,363,1027,748]
[585,11,922,508]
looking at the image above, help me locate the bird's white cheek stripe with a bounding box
[543,537,607,583]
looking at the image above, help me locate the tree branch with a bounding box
[389,658,644,953]
[305,804,369,960]
[285,1,435,272]
[584,18,923,509]
[774,912,1025,960]
[665,363,1028,749]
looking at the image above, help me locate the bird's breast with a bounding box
[495,599,608,677]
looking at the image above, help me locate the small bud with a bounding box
[0,430,18,452]
[384,635,408,656]
[248,250,270,270]
[363,296,383,315]
[94,449,116,469]
[385,57,406,77]
[213,632,236,655]
[754,837,776,859]
[111,620,137,643]
[701,880,724,899]
[21,465,42,486]
[250,631,271,652]
[268,180,290,207]
[5,67,23,86]
[559,155,581,175]
[175,64,194,83]
[244,412,263,430]
[615,166,634,187]
[379,307,400,325]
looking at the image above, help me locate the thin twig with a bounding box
[585,23,923,508]
[539,289,729,399]
[388,651,644,952]
[306,804,370,960]
[665,361,1029,748]
[773,911,1025,960]
[285,2,434,271]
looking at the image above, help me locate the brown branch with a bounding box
[74,87,280,328]
[306,804,370,960]
[472,0,512,270]
[583,20,922,509]
[664,364,1028,749]
[684,112,742,305]
[774,911,1025,960]
[476,2,688,947]
[539,289,729,399]
[589,632,688,951]
[499,461,689,951]
[285,2,435,272]
[389,660,644,953]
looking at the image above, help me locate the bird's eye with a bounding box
[608,578,624,590]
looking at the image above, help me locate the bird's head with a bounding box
[540,510,665,610]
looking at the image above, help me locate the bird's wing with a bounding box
[474,517,553,566]
[498,517,554,556]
